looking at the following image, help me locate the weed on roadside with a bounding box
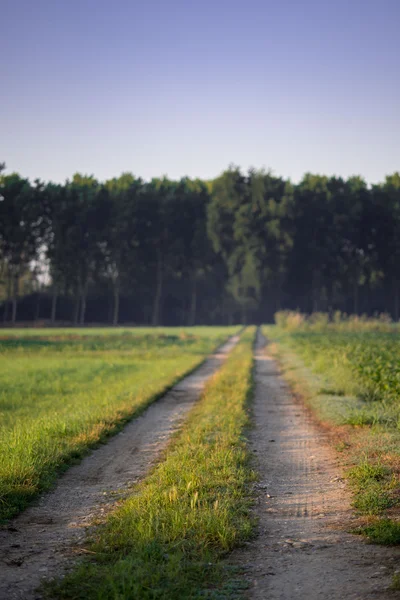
[355,519,400,545]
[392,572,400,589]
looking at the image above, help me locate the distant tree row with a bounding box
[1,162,400,325]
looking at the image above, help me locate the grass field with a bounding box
[0,327,238,523]
[46,328,256,599]
[266,315,400,545]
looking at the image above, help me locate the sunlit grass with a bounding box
[46,328,256,600]
[0,327,238,522]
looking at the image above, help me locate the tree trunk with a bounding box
[241,305,247,325]
[152,253,163,326]
[187,277,197,326]
[394,280,399,322]
[353,281,359,315]
[275,281,282,313]
[51,290,58,325]
[11,273,18,324]
[311,270,321,313]
[80,286,87,326]
[3,299,8,323]
[35,291,41,321]
[312,287,319,312]
[113,282,120,326]
[3,273,11,322]
[326,282,333,317]
[73,293,80,326]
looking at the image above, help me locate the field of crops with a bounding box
[0,326,238,522]
[267,314,400,542]
[267,327,400,426]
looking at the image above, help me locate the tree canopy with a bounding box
[1,163,400,324]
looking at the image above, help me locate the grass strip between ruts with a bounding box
[46,328,256,600]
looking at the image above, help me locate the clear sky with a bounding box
[2,0,399,184]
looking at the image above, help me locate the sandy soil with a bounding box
[0,335,239,600]
[236,331,400,600]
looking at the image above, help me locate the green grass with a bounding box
[392,572,400,590]
[46,328,256,600]
[0,326,229,338]
[347,463,397,515]
[264,322,400,543]
[355,519,400,545]
[0,327,238,523]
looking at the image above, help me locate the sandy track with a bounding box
[237,331,400,599]
[0,335,239,600]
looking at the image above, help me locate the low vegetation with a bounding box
[46,328,256,600]
[0,327,237,522]
[266,312,400,544]
[357,519,400,546]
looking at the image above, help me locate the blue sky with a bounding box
[2,0,399,184]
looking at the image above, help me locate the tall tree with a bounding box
[103,173,142,325]
[0,173,41,323]
[65,174,104,325]
[373,173,400,319]
[207,166,249,319]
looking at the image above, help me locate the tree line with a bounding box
[1,162,400,325]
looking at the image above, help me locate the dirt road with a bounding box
[0,335,239,600]
[238,331,400,599]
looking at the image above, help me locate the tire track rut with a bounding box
[0,335,239,600]
[237,330,400,599]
